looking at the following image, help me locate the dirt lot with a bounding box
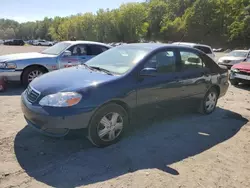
[0,46,250,188]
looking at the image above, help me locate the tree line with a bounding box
[0,0,249,48]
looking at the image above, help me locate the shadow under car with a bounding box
[14,107,248,187]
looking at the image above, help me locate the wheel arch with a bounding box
[209,84,221,96]
[90,99,131,125]
[20,64,49,83]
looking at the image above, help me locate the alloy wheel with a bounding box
[28,70,43,82]
[205,92,217,112]
[97,112,123,142]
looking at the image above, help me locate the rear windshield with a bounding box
[194,46,212,54]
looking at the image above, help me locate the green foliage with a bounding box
[0,0,249,47]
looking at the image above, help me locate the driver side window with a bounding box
[144,50,176,73]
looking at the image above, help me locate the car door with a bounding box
[176,48,211,107]
[136,48,184,118]
[58,44,90,68]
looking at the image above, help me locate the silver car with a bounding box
[218,50,250,69]
[0,41,111,85]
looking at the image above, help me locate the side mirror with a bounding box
[188,57,200,64]
[140,67,157,77]
[62,50,72,57]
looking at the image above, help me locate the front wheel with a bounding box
[199,88,218,114]
[87,103,128,147]
[22,66,46,86]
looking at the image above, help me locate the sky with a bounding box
[1,0,144,23]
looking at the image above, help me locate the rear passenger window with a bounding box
[194,46,212,54]
[180,51,204,70]
[89,45,107,55]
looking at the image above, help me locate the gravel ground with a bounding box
[0,46,250,188]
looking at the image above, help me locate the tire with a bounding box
[38,43,41,46]
[87,103,128,147]
[199,87,218,115]
[22,66,47,86]
[230,79,239,86]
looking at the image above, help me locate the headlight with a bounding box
[39,92,82,107]
[231,68,239,72]
[218,59,223,63]
[0,62,17,69]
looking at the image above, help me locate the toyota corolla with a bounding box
[21,43,229,147]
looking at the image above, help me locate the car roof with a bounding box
[63,40,112,48]
[117,43,200,52]
[172,42,212,48]
[231,50,249,52]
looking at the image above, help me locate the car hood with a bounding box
[219,56,245,61]
[0,52,56,62]
[232,62,250,71]
[30,66,118,95]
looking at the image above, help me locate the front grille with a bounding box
[238,71,250,76]
[25,85,40,103]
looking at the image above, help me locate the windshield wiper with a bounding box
[90,66,114,75]
[80,63,94,71]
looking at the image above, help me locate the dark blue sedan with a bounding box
[21,43,229,147]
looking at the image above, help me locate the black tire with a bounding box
[38,43,41,46]
[87,103,128,147]
[230,79,239,86]
[22,66,47,86]
[199,87,218,115]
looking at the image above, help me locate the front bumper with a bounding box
[21,92,94,130]
[218,63,233,69]
[0,69,22,81]
[230,71,250,82]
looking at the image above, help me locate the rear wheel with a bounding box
[22,66,47,86]
[199,88,218,114]
[87,103,128,147]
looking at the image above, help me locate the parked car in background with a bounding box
[21,43,229,147]
[3,39,25,46]
[0,41,111,85]
[0,39,4,45]
[213,48,224,52]
[33,40,54,46]
[229,60,250,85]
[218,50,250,69]
[172,42,216,60]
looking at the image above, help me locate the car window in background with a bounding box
[144,50,176,73]
[194,45,212,54]
[180,50,204,70]
[89,45,108,55]
[41,42,71,55]
[227,50,248,57]
[85,46,149,75]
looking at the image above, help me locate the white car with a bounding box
[33,40,54,46]
[218,50,250,69]
[172,42,216,60]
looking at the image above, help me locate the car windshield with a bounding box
[227,51,248,57]
[41,42,71,55]
[85,46,149,75]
